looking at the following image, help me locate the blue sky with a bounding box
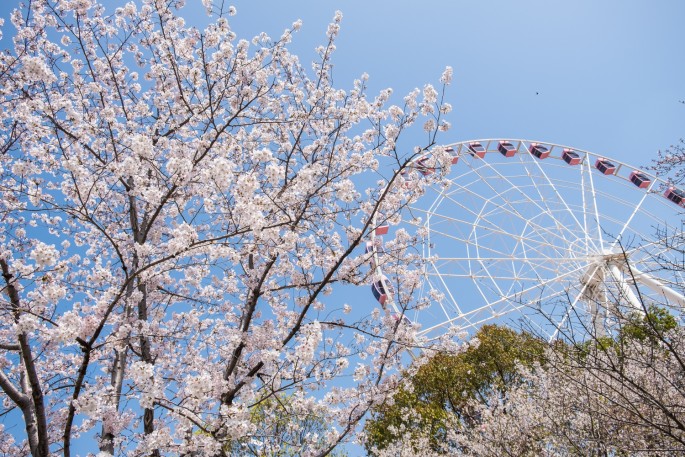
[1,0,682,166]
[191,0,685,169]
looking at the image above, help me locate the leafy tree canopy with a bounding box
[364,325,547,454]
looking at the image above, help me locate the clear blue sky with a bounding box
[1,0,682,165]
[222,0,684,168]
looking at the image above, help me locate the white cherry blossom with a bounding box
[0,1,454,455]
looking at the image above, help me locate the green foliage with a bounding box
[364,313,682,455]
[574,306,679,359]
[620,305,678,344]
[364,325,546,454]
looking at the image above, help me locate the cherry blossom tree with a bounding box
[651,139,685,186]
[0,1,455,455]
[374,308,685,456]
[455,305,685,457]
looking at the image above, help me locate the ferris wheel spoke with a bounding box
[584,158,605,249]
[424,226,521,259]
[471,266,505,318]
[610,190,650,250]
[523,151,597,249]
[549,263,602,340]
[431,256,592,262]
[419,286,571,337]
[579,162,594,255]
[425,222,588,280]
[425,218,545,261]
[623,234,685,260]
[428,261,464,317]
[433,184,583,252]
[419,260,592,337]
[408,203,480,228]
[517,158,570,236]
[480,201,585,254]
[426,272,565,282]
[475,241,510,301]
[510,219,550,298]
[468,157,586,245]
[428,255,584,280]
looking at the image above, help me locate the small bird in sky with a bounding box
[536,91,539,95]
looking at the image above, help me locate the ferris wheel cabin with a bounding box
[629,171,651,189]
[375,224,389,236]
[562,149,581,165]
[498,141,517,157]
[595,158,616,175]
[392,313,412,326]
[372,277,394,306]
[416,156,435,176]
[446,147,459,164]
[664,187,685,206]
[529,143,550,159]
[468,142,486,158]
[366,237,385,254]
[399,169,417,187]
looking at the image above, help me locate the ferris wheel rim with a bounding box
[367,139,685,340]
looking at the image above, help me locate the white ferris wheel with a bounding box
[368,139,685,340]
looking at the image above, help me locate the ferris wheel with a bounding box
[368,139,685,340]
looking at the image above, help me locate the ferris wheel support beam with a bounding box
[584,264,610,338]
[619,264,685,309]
[608,264,644,313]
[588,299,608,339]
